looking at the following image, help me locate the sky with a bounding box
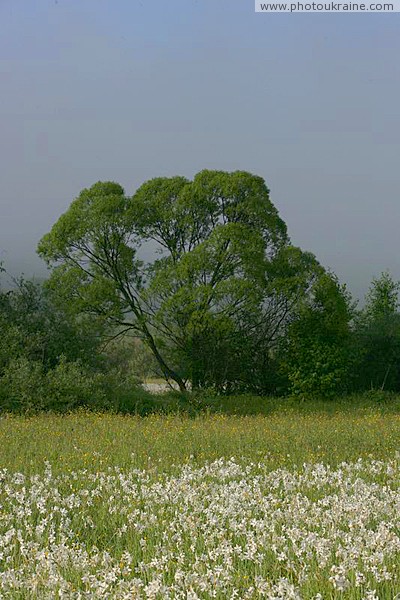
[0,0,399,302]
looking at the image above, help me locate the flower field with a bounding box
[1,403,400,598]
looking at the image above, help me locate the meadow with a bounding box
[1,395,400,599]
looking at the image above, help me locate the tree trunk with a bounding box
[142,327,187,392]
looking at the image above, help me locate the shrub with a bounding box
[1,357,46,411]
[44,356,107,411]
[1,356,109,413]
[285,341,351,399]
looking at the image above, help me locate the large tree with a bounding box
[38,170,319,391]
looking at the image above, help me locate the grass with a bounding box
[1,394,400,598]
[1,393,400,475]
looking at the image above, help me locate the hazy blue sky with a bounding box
[1,0,399,301]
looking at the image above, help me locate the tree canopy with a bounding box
[38,170,326,392]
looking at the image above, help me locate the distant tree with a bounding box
[355,271,400,391]
[38,171,320,392]
[364,271,400,321]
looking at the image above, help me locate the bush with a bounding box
[285,341,351,399]
[0,357,46,411]
[0,356,108,413]
[44,356,108,411]
[0,353,159,415]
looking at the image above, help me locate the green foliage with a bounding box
[0,277,104,372]
[0,356,103,413]
[103,336,162,382]
[283,273,355,398]
[354,271,400,391]
[0,270,145,413]
[0,357,46,411]
[0,353,152,414]
[285,340,352,398]
[6,173,399,403]
[45,356,107,411]
[38,171,324,393]
[364,270,400,320]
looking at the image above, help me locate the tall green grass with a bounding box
[1,393,399,475]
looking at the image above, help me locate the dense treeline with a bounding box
[2,169,400,411]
